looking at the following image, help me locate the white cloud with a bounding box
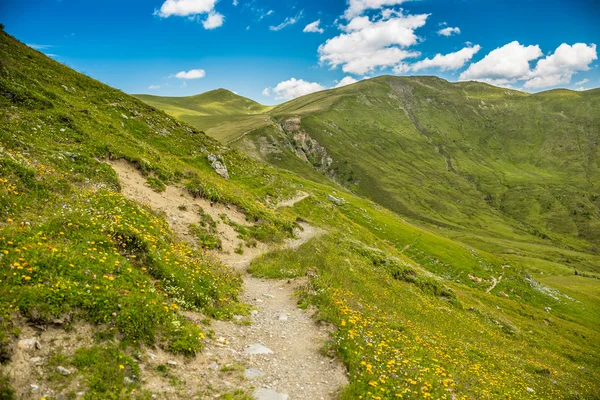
[232,0,238,5]
[396,45,481,73]
[304,20,324,33]
[460,41,543,82]
[438,26,460,36]
[523,43,597,89]
[155,0,224,29]
[174,69,206,79]
[344,0,410,19]
[335,76,358,87]
[460,41,597,90]
[318,12,427,75]
[202,11,224,29]
[263,78,325,100]
[270,12,303,31]
[149,85,161,90]
[575,78,589,86]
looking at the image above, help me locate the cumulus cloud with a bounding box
[270,12,303,31]
[174,69,206,79]
[460,41,597,89]
[523,43,597,89]
[460,41,543,82]
[335,76,359,87]
[304,20,324,33]
[396,45,481,73]
[155,0,224,29]
[262,78,325,100]
[344,0,410,19]
[438,26,460,36]
[202,11,224,29]
[318,12,428,75]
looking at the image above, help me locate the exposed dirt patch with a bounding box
[108,160,347,399]
[1,323,95,399]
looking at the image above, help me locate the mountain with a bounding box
[2,27,600,400]
[134,89,272,143]
[143,76,600,279]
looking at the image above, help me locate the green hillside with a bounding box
[2,28,600,400]
[147,77,600,279]
[134,90,272,143]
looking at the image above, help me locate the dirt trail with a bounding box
[108,160,347,399]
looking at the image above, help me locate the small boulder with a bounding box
[254,388,288,400]
[245,344,273,355]
[244,368,264,379]
[18,338,41,351]
[167,360,178,366]
[327,194,343,205]
[207,361,219,370]
[56,366,72,376]
[208,154,230,179]
[29,357,44,366]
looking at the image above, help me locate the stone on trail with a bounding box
[56,366,72,376]
[18,338,41,351]
[254,388,289,400]
[244,368,264,379]
[245,343,274,355]
[208,361,219,370]
[277,313,288,321]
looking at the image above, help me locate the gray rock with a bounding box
[254,388,288,400]
[263,294,275,299]
[526,387,535,393]
[147,352,157,360]
[29,357,44,366]
[56,366,72,376]
[277,313,288,322]
[30,384,39,391]
[245,344,274,355]
[18,338,41,351]
[244,368,264,379]
[167,360,178,366]
[327,194,343,205]
[208,154,230,179]
[124,377,134,385]
[207,361,219,370]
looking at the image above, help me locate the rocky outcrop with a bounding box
[281,118,335,178]
[208,154,230,179]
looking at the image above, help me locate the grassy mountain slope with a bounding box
[2,28,600,399]
[147,77,600,275]
[134,90,272,143]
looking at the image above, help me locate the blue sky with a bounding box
[1,0,598,104]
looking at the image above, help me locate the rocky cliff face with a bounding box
[281,117,335,178]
